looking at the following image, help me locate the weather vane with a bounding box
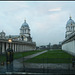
[24,17,26,22]
[69,14,72,19]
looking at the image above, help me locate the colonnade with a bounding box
[0,39,36,54]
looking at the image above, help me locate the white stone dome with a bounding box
[21,20,29,28]
[66,16,75,26]
[1,30,5,34]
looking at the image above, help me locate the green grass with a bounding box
[13,50,44,59]
[0,54,6,63]
[25,50,73,63]
[0,50,45,63]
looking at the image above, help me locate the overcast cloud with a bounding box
[0,1,75,46]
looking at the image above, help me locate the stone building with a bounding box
[62,16,75,56]
[0,19,36,54]
[65,16,75,38]
[0,31,6,39]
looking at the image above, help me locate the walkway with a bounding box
[0,50,47,73]
[17,50,47,61]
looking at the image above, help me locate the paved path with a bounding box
[17,50,47,61]
[24,50,47,59]
[0,50,47,73]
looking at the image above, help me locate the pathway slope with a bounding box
[0,50,47,73]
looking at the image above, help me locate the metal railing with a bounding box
[0,58,75,74]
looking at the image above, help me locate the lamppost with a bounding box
[6,36,13,72]
[8,36,12,49]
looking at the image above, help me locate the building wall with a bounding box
[62,40,75,56]
[62,16,75,56]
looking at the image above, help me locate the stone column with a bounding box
[27,45,28,51]
[21,45,22,52]
[2,43,5,53]
[20,45,22,52]
[12,43,14,51]
[19,44,20,52]
[4,42,6,52]
[24,45,25,51]
[22,45,24,51]
[15,44,17,52]
[6,43,8,50]
[21,45,22,51]
[0,42,2,54]
[24,45,26,51]
[25,45,27,51]
[17,44,19,52]
[14,44,15,52]
[16,44,17,52]
[17,44,18,52]
[18,44,20,52]
[23,45,24,51]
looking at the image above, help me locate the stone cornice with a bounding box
[62,32,75,45]
[0,38,36,46]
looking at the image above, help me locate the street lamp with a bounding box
[8,39,12,43]
[8,36,12,49]
[6,36,13,72]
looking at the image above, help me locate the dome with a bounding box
[1,30,5,34]
[66,16,75,26]
[22,20,29,27]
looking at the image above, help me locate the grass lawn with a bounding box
[14,50,44,59]
[0,50,44,63]
[25,50,73,63]
[0,54,6,63]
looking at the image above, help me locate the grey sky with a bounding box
[0,1,75,46]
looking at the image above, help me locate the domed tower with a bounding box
[65,16,75,38]
[0,30,6,39]
[20,19,32,42]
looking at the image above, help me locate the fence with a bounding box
[0,57,75,75]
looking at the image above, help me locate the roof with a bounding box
[21,20,29,28]
[6,35,19,38]
[66,16,75,26]
[0,30,5,34]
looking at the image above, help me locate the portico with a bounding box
[0,38,36,54]
[0,19,36,54]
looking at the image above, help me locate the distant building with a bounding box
[51,44,61,50]
[0,19,36,54]
[0,31,6,39]
[20,19,32,42]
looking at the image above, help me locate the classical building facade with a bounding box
[65,16,75,38]
[62,16,75,56]
[0,19,36,54]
